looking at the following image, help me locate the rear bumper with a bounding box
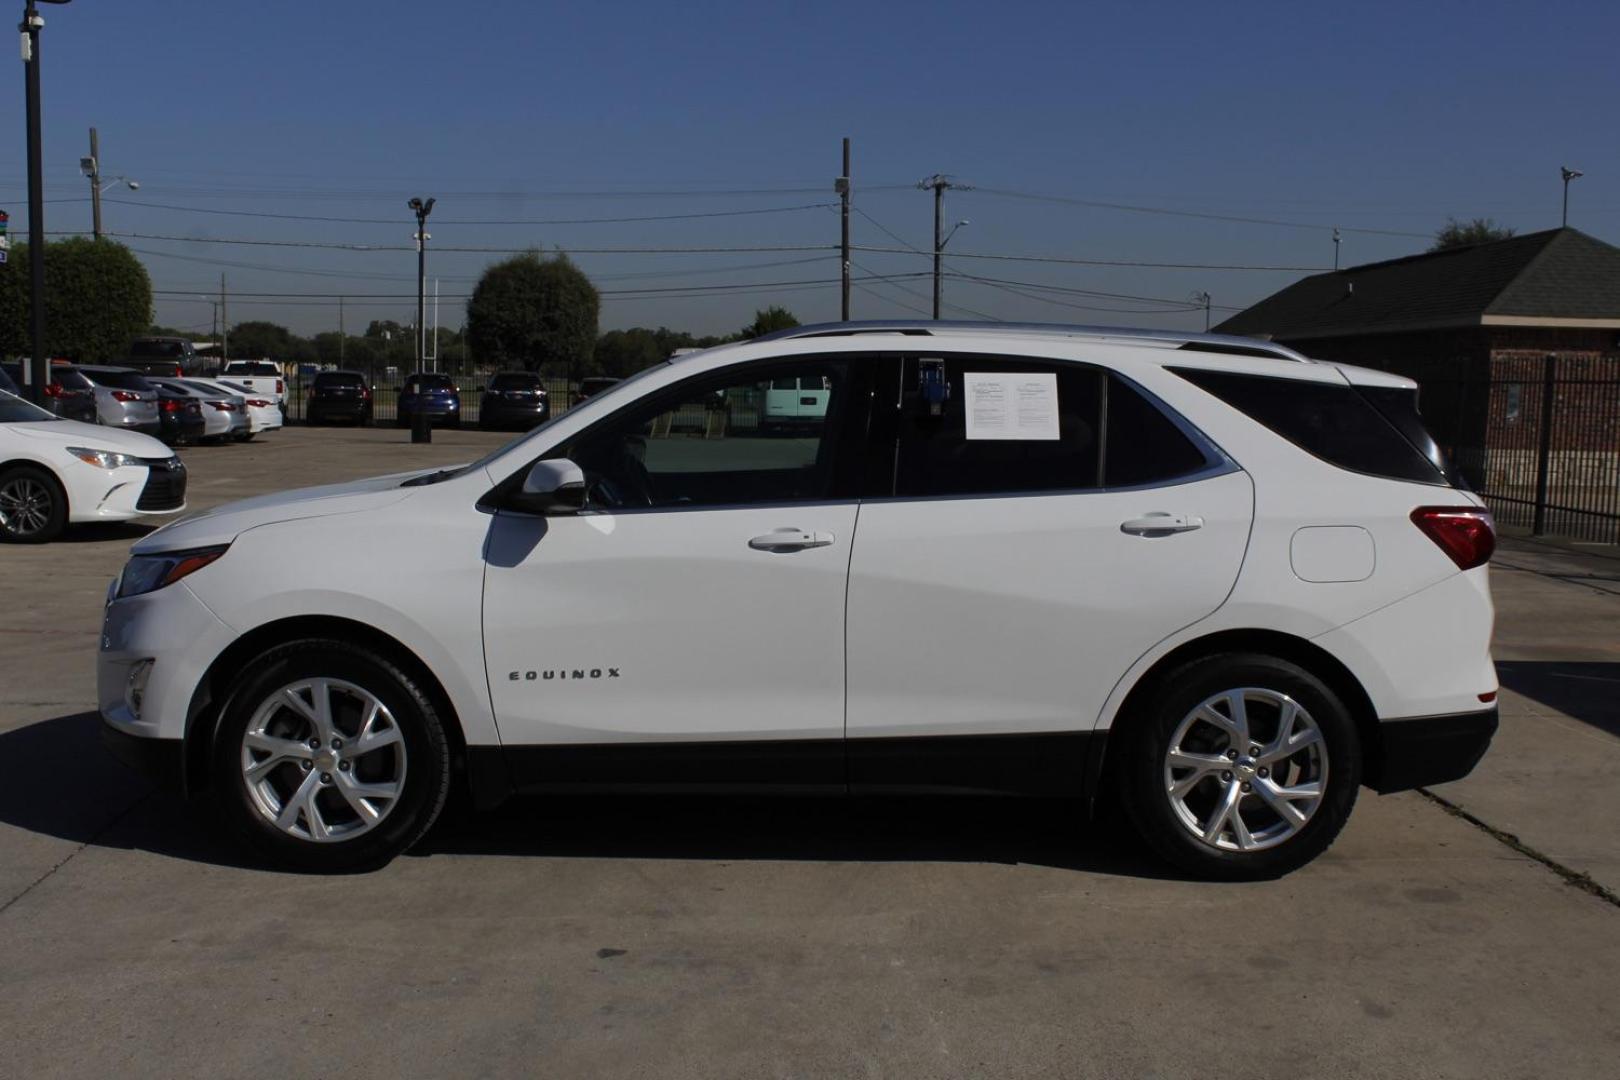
[101,721,186,793]
[1368,707,1498,793]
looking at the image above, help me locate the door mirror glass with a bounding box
[516,457,587,514]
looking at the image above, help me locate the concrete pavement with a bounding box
[1,427,1616,1078]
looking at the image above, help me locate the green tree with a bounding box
[1430,217,1516,251]
[594,326,713,378]
[226,320,295,359]
[467,251,600,377]
[0,238,152,362]
[737,305,800,339]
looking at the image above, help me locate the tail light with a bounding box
[361,387,371,399]
[1411,506,1495,570]
[43,382,63,397]
[161,399,179,413]
[111,390,140,402]
[275,379,284,394]
[247,398,270,408]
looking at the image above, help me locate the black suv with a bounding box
[305,370,373,426]
[478,371,550,431]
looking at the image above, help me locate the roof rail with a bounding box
[754,319,1313,363]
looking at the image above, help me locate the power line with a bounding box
[852,245,1327,271]
[102,197,840,226]
[109,231,835,254]
[970,186,1433,239]
[946,271,1246,310]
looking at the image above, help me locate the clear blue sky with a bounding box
[2,0,1616,340]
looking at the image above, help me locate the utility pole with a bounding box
[408,197,435,370]
[1191,291,1212,332]
[836,137,850,321]
[338,296,345,364]
[220,273,228,362]
[21,0,68,405]
[1332,227,1341,270]
[918,174,970,320]
[87,126,100,240]
[1561,166,1583,227]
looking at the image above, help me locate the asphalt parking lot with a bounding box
[2,426,1618,1078]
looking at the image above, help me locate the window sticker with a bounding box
[962,372,1060,440]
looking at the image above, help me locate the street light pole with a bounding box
[1561,166,1583,228]
[87,126,99,240]
[20,0,70,404]
[408,197,435,369]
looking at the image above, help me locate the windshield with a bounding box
[412,374,455,390]
[0,389,57,423]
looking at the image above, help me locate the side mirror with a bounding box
[515,457,587,514]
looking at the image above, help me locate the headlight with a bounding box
[116,546,229,600]
[67,446,142,469]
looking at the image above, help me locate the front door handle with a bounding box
[748,529,835,553]
[1120,513,1204,536]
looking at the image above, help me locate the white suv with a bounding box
[98,322,1498,878]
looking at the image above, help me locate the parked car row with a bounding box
[304,370,569,432]
[0,372,188,543]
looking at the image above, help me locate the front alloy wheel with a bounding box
[0,466,66,543]
[213,639,450,872]
[241,678,408,843]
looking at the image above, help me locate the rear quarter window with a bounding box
[1173,368,1448,485]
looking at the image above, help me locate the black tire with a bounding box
[209,638,451,873]
[0,464,67,543]
[1115,653,1360,880]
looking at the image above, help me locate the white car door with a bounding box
[481,356,874,788]
[843,354,1253,793]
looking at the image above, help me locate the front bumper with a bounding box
[1368,707,1499,793]
[101,720,186,792]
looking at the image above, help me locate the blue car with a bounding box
[397,372,461,429]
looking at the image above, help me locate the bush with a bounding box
[0,238,152,362]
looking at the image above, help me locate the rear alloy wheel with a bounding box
[0,465,66,543]
[1119,654,1359,880]
[212,639,450,871]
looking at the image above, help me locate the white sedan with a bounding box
[216,378,284,436]
[0,388,187,543]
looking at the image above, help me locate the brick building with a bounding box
[1215,228,1620,540]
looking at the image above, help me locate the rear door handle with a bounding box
[748,529,835,552]
[1120,513,1204,536]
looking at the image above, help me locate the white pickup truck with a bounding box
[218,361,286,405]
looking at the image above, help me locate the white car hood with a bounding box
[133,467,454,553]
[4,419,172,457]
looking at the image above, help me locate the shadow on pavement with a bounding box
[1497,661,1620,738]
[0,711,1176,880]
[59,522,155,545]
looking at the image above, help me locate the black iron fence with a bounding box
[1420,355,1620,544]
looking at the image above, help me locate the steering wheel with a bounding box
[584,445,655,508]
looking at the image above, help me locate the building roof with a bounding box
[1215,228,1620,340]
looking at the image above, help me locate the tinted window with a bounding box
[491,373,539,391]
[314,373,364,388]
[1174,368,1447,485]
[557,360,856,509]
[1357,385,1463,486]
[0,365,17,395]
[86,370,156,393]
[417,374,454,390]
[129,340,190,358]
[893,356,1104,497]
[227,362,280,376]
[1104,375,1213,487]
[53,368,92,391]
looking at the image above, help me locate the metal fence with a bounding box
[1421,355,1620,544]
